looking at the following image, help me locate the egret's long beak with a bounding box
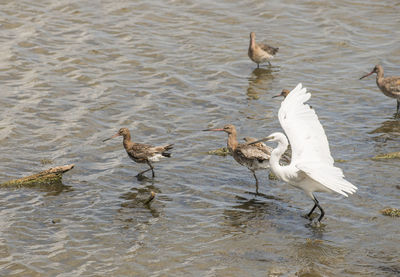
[102,133,120,142]
[359,71,374,80]
[247,136,273,145]
[203,128,224,132]
[272,94,283,98]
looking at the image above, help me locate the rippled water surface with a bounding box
[1,0,399,276]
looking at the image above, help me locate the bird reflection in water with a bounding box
[118,184,160,224]
[247,67,275,100]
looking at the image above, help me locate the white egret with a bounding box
[249,83,357,222]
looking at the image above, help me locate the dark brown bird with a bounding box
[272,88,313,109]
[248,32,279,68]
[272,89,290,99]
[103,128,173,178]
[204,124,272,194]
[360,65,400,116]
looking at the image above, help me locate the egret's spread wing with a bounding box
[278,83,334,165]
[297,163,357,196]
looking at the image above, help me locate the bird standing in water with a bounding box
[249,84,357,224]
[360,65,400,116]
[248,32,279,68]
[103,128,173,178]
[204,124,276,194]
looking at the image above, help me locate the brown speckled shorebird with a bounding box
[248,32,279,68]
[272,89,290,99]
[103,128,173,178]
[204,124,273,194]
[360,65,400,116]
[272,88,313,109]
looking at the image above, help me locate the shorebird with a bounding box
[204,124,273,194]
[249,84,357,224]
[103,128,173,178]
[360,65,400,116]
[272,89,290,99]
[272,88,313,109]
[248,32,279,68]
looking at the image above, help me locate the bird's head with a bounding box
[272,89,290,99]
[103,127,130,142]
[203,124,236,135]
[360,64,382,79]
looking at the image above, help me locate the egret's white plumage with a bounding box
[251,83,357,222]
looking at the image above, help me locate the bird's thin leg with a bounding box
[252,170,259,195]
[396,100,399,117]
[311,196,325,222]
[307,203,318,219]
[137,168,152,177]
[146,161,155,178]
[268,61,271,66]
[257,63,259,69]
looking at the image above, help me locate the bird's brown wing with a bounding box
[385,77,400,95]
[258,42,279,55]
[244,137,291,164]
[236,144,269,162]
[127,143,154,160]
[243,137,272,156]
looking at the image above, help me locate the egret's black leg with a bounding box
[268,61,272,66]
[311,196,325,222]
[307,196,325,221]
[396,100,399,117]
[307,203,318,218]
[257,63,259,68]
[317,203,325,222]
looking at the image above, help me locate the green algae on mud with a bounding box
[0,164,74,188]
[207,147,231,157]
[380,207,400,217]
[372,151,400,160]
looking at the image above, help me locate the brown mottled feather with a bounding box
[243,137,291,164]
[126,142,173,163]
[258,42,279,55]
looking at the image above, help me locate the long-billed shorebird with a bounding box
[248,32,279,68]
[249,84,357,224]
[272,89,290,99]
[360,65,400,116]
[103,128,173,178]
[204,124,276,194]
[273,88,313,109]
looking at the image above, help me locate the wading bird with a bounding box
[248,32,279,68]
[204,125,272,194]
[360,65,400,116]
[103,128,173,178]
[249,83,357,224]
[272,89,290,99]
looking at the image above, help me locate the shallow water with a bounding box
[0,0,399,276]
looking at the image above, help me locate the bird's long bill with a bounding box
[247,136,272,145]
[203,128,224,132]
[359,71,374,80]
[102,133,119,142]
[272,94,283,98]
